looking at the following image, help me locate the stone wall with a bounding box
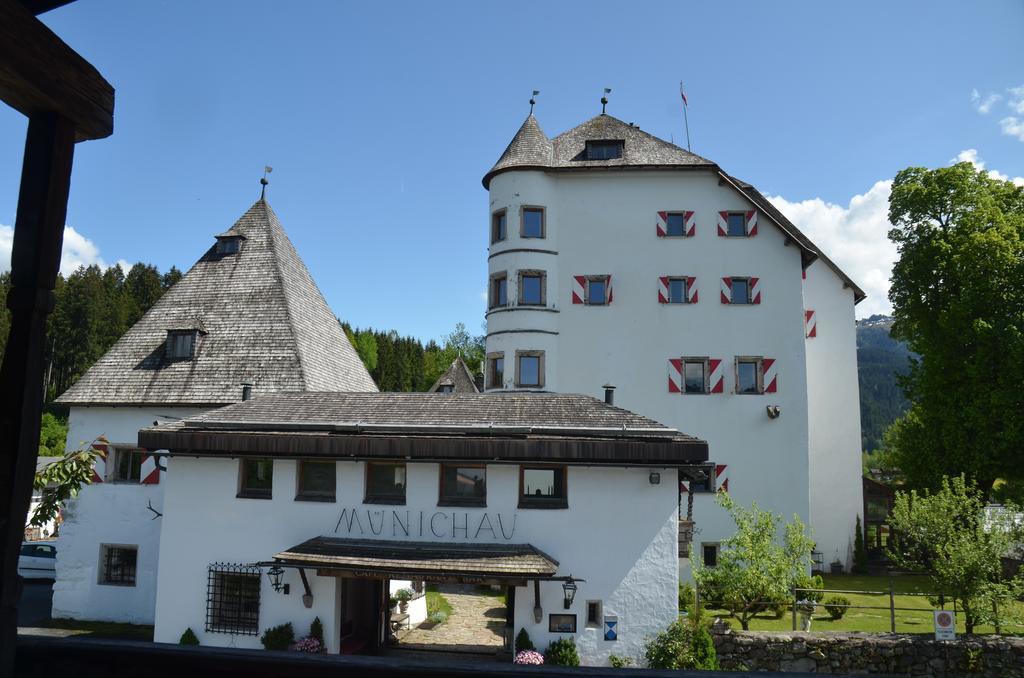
[712,627,1024,676]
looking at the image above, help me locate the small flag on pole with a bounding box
[679,82,688,107]
[264,165,273,174]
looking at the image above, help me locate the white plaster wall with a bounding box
[52,406,206,623]
[388,580,427,626]
[487,169,812,562]
[154,457,678,666]
[803,261,864,569]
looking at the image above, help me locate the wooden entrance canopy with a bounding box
[271,537,559,583]
[0,1,114,673]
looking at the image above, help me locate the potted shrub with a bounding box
[830,550,843,574]
[395,587,414,613]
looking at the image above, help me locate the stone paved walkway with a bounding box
[395,584,507,655]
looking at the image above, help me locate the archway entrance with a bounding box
[388,582,510,661]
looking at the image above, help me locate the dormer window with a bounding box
[166,330,199,360]
[585,140,623,160]
[215,236,243,255]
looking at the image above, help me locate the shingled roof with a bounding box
[483,113,714,188]
[57,200,377,406]
[138,392,709,466]
[428,356,480,393]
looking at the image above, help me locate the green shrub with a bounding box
[823,595,851,620]
[696,568,725,609]
[178,627,199,645]
[428,610,448,624]
[796,574,826,603]
[643,618,694,669]
[678,582,695,611]
[853,515,869,574]
[690,620,719,670]
[260,622,294,651]
[544,637,580,667]
[608,654,632,668]
[766,602,788,619]
[309,616,324,645]
[515,627,535,652]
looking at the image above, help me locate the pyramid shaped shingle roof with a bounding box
[57,200,377,406]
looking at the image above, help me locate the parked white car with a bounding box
[18,542,56,580]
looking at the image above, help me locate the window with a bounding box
[166,330,198,360]
[365,462,406,504]
[491,209,507,243]
[730,278,751,305]
[206,564,261,635]
[519,465,567,508]
[521,206,545,238]
[586,600,602,628]
[296,461,335,502]
[683,358,708,394]
[215,236,242,255]
[490,273,508,308]
[665,212,687,237]
[701,543,719,568]
[736,358,763,394]
[487,353,505,389]
[238,459,273,499]
[439,464,486,506]
[585,140,623,160]
[99,544,137,586]
[549,614,577,633]
[668,277,688,304]
[586,276,609,305]
[726,212,747,237]
[518,271,545,305]
[515,351,544,388]
[110,447,144,482]
[437,384,454,394]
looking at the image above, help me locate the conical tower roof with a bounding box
[57,200,377,406]
[483,113,714,187]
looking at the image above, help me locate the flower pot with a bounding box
[798,611,813,631]
[830,562,843,574]
[400,600,409,614]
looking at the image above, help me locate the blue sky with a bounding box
[1,0,1021,339]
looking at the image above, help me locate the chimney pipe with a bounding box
[241,382,253,401]
[603,383,616,405]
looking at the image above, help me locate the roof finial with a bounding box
[601,88,611,115]
[260,165,273,201]
[529,90,540,115]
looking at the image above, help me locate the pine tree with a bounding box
[853,514,868,574]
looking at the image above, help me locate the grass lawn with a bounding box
[425,585,454,620]
[474,585,508,607]
[38,618,154,641]
[702,574,1024,636]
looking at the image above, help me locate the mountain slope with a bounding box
[857,314,913,452]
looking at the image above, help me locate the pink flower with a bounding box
[513,650,545,665]
[290,636,324,653]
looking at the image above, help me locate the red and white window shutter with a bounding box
[720,277,760,304]
[750,277,762,304]
[805,309,817,338]
[709,358,724,393]
[667,358,683,393]
[716,210,758,237]
[571,276,585,304]
[716,464,730,492]
[658,276,698,304]
[90,442,108,483]
[763,357,778,393]
[140,453,160,485]
[656,211,696,237]
[720,277,732,304]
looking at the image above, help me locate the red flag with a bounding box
[679,82,688,107]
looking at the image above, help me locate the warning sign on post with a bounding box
[934,610,955,640]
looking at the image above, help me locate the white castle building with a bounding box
[52,199,378,623]
[481,110,865,571]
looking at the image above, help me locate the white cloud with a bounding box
[971,88,1002,114]
[768,181,896,318]
[0,224,112,277]
[999,116,1024,143]
[1007,86,1024,115]
[767,150,1022,319]
[954,149,1024,186]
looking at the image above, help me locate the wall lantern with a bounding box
[766,405,781,419]
[649,472,661,485]
[267,565,289,594]
[562,576,579,609]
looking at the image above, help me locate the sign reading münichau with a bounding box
[933,610,955,641]
[604,616,618,641]
[334,508,517,540]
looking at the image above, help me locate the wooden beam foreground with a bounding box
[0,0,114,141]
